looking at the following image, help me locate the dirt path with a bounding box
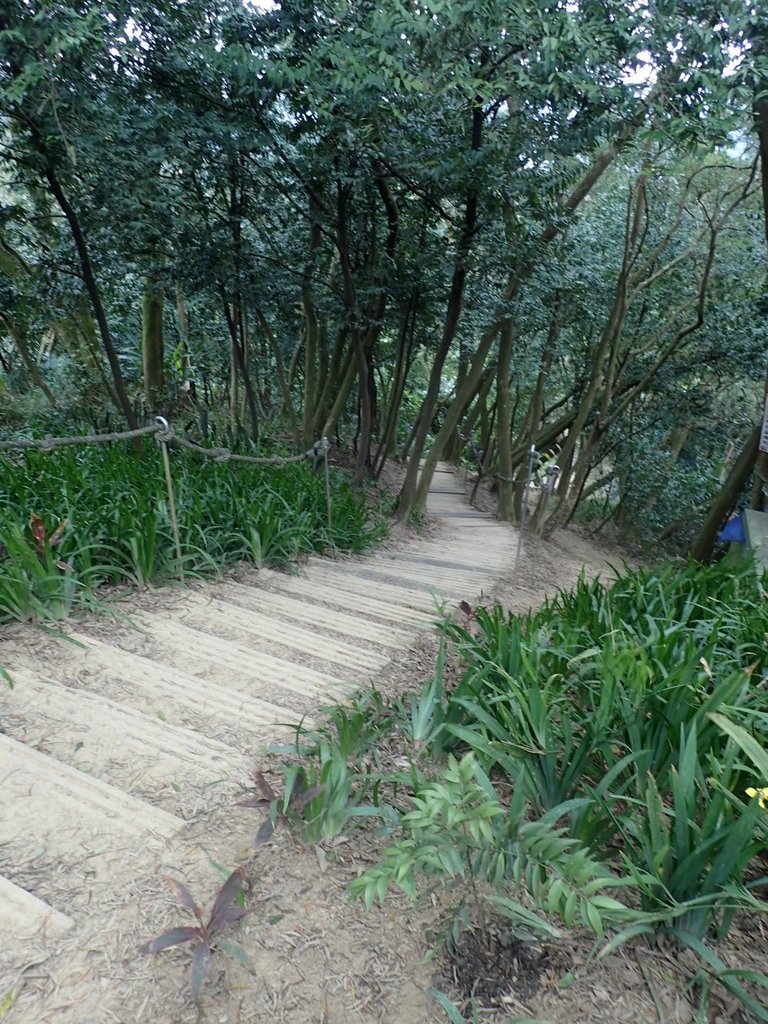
[0,464,617,1024]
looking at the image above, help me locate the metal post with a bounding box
[322,437,332,540]
[512,443,537,584]
[155,416,184,583]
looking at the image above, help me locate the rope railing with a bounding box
[0,420,328,466]
[0,417,333,583]
[0,423,162,451]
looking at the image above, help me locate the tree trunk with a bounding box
[689,424,759,562]
[321,345,356,440]
[142,273,164,408]
[0,315,59,408]
[410,98,653,513]
[373,297,419,476]
[496,318,514,521]
[254,305,301,444]
[43,165,139,432]
[396,104,483,522]
[301,206,322,447]
[175,282,196,405]
[749,50,768,506]
[314,326,350,438]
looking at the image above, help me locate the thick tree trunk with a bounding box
[749,59,768,506]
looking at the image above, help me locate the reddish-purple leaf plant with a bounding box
[141,868,251,1005]
[239,769,324,849]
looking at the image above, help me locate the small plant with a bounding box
[350,752,634,948]
[285,689,393,763]
[390,643,449,754]
[140,868,251,1006]
[428,986,551,1024]
[240,769,325,848]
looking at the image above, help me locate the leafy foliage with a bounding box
[141,869,250,1006]
[0,441,385,623]
[261,556,768,1018]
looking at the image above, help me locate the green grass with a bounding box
[0,441,386,624]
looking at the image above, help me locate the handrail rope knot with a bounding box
[211,447,231,463]
[41,435,55,453]
[153,417,174,446]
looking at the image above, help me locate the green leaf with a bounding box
[427,988,465,1024]
[671,929,768,1022]
[708,713,768,781]
[0,989,15,1019]
[216,938,252,971]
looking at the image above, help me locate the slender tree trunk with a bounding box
[0,315,59,408]
[410,100,653,514]
[373,297,418,476]
[229,317,240,434]
[142,273,164,408]
[496,319,515,521]
[689,425,759,562]
[227,169,260,443]
[254,305,301,444]
[321,345,357,440]
[335,183,373,486]
[645,425,689,514]
[175,282,196,404]
[301,205,322,447]
[313,326,349,438]
[43,165,139,431]
[396,105,483,522]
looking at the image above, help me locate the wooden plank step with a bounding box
[208,582,417,649]
[263,573,438,627]
[3,669,248,812]
[164,599,389,673]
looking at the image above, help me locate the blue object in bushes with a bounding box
[719,513,745,544]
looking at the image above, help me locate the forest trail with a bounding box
[0,463,525,1023]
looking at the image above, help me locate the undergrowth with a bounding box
[257,557,768,1022]
[0,440,386,624]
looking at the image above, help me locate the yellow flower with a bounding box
[745,786,768,809]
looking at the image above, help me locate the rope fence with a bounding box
[0,420,327,466]
[0,417,333,583]
[0,423,161,451]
